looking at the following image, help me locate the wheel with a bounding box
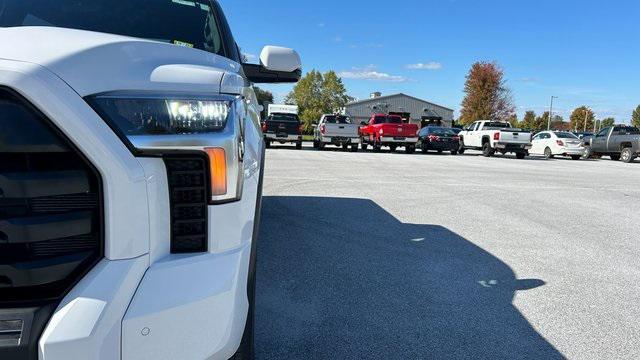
[437,150,443,154]
[516,152,526,159]
[620,148,636,163]
[373,142,382,152]
[421,143,429,153]
[571,155,582,161]
[451,150,458,155]
[265,140,271,148]
[296,141,302,150]
[389,145,397,152]
[544,147,554,159]
[458,140,466,154]
[350,144,359,152]
[610,154,621,161]
[361,141,368,151]
[582,146,592,159]
[342,143,349,151]
[312,139,320,149]
[405,145,415,154]
[482,142,494,157]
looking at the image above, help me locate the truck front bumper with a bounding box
[321,136,360,145]
[380,136,419,144]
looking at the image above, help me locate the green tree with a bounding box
[550,115,565,130]
[570,106,595,132]
[600,117,615,129]
[536,111,551,131]
[459,62,515,125]
[285,70,351,133]
[520,111,537,130]
[507,114,519,128]
[632,105,640,127]
[253,86,274,119]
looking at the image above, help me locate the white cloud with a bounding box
[333,36,343,43]
[338,65,408,82]
[405,61,443,70]
[318,22,325,28]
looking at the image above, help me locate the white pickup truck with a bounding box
[313,114,360,152]
[458,121,532,159]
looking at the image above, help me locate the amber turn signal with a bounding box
[204,148,227,196]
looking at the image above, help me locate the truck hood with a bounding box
[0,27,245,96]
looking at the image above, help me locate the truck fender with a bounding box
[482,136,491,145]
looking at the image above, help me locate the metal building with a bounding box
[344,93,455,128]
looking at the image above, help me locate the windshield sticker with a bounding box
[172,0,196,7]
[172,40,194,48]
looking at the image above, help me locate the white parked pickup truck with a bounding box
[313,114,360,152]
[0,1,301,359]
[458,120,532,159]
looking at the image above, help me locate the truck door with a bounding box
[592,127,610,152]
[467,122,481,147]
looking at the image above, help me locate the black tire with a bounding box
[373,142,382,152]
[342,143,349,151]
[544,147,554,159]
[296,141,302,150]
[482,142,494,157]
[312,139,320,149]
[610,154,621,161]
[420,142,429,153]
[620,148,635,163]
[318,141,325,150]
[458,139,466,154]
[437,150,443,154]
[389,145,397,152]
[361,141,368,151]
[350,144,359,152]
[265,140,271,148]
[571,155,582,161]
[516,152,526,160]
[405,145,416,154]
[451,150,458,155]
[582,146,592,159]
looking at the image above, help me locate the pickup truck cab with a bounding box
[458,120,532,159]
[262,104,303,149]
[588,125,640,163]
[313,114,360,152]
[359,114,419,153]
[0,1,301,359]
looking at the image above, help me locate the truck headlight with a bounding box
[87,96,231,135]
[87,93,244,204]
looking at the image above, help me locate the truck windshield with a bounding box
[0,0,225,56]
[324,116,351,124]
[269,114,299,123]
[374,116,402,124]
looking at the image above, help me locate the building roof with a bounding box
[346,93,454,112]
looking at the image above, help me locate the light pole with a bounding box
[548,96,557,130]
[583,107,590,132]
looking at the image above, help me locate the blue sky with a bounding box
[221,0,640,122]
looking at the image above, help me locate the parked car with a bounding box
[313,114,360,152]
[458,120,532,159]
[530,131,585,160]
[417,127,461,155]
[0,1,301,359]
[586,126,640,163]
[359,114,419,153]
[262,104,303,149]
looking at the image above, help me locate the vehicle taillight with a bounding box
[428,135,440,142]
[320,124,326,135]
[556,140,565,146]
[494,132,501,141]
[261,122,267,132]
[452,135,460,141]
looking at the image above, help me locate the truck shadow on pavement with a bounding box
[255,196,563,360]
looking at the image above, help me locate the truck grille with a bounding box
[0,88,103,304]
[164,156,208,253]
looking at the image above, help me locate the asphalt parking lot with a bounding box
[255,144,640,360]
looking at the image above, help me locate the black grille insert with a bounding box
[0,88,103,305]
[164,156,208,253]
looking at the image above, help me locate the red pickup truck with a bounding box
[359,114,419,153]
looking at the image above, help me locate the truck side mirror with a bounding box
[243,46,302,84]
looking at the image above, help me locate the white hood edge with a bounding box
[0,26,243,97]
